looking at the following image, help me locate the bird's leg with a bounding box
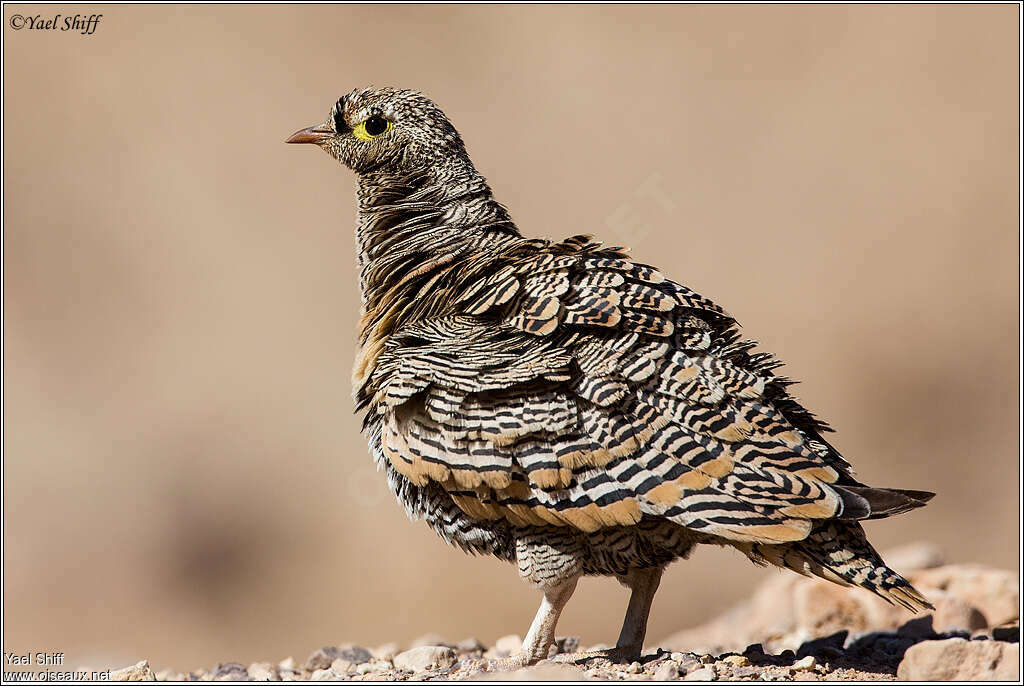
[614,566,663,656]
[487,575,579,670]
[554,566,663,665]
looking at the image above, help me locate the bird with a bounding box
[286,87,935,667]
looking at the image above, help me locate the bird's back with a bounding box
[358,233,933,610]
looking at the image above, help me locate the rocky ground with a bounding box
[110,544,1017,681]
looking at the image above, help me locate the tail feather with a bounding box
[741,521,934,612]
[836,485,936,521]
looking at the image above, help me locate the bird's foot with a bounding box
[551,645,641,666]
[482,654,536,672]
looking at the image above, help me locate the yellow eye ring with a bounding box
[353,115,393,140]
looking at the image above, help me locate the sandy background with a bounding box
[3,3,1019,672]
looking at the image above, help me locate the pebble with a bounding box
[792,655,816,671]
[310,668,334,680]
[654,662,680,680]
[626,661,642,673]
[393,645,457,672]
[555,636,580,654]
[699,654,714,665]
[306,646,342,671]
[684,666,716,680]
[109,661,155,681]
[723,655,749,666]
[337,645,373,664]
[372,643,399,661]
[247,662,279,681]
[278,657,296,670]
[494,634,523,655]
[330,658,353,674]
[670,652,687,662]
[410,632,449,648]
[456,637,485,655]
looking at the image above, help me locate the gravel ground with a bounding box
[111,623,1016,681]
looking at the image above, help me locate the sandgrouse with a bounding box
[287,88,935,665]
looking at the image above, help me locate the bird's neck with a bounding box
[353,159,520,312]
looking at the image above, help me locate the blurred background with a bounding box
[3,3,1019,672]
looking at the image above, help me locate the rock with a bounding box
[305,646,343,672]
[722,655,748,667]
[372,643,399,661]
[109,661,156,681]
[684,667,716,680]
[626,661,642,673]
[495,634,523,656]
[929,592,988,633]
[792,655,816,671]
[330,658,353,674]
[278,657,296,670]
[310,668,334,680]
[393,645,457,672]
[554,636,580,655]
[456,637,485,655]
[411,632,450,648]
[247,662,279,681]
[897,637,1019,680]
[912,564,1019,626]
[213,662,249,681]
[795,581,872,638]
[336,645,373,664]
[654,662,680,680]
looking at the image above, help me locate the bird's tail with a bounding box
[741,520,934,612]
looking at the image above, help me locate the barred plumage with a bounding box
[287,87,935,665]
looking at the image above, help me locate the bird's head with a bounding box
[286,87,468,174]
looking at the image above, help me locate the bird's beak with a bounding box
[285,125,333,145]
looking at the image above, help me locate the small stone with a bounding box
[494,634,523,656]
[699,654,714,665]
[684,666,716,680]
[626,661,642,673]
[393,645,457,672]
[247,662,279,681]
[305,647,343,672]
[110,661,156,681]
[670,652,687,662]
[278,657,296,670]
[733,667,758,678]
[792,655,816,671]
[554,636,580,655]
[456,637,485,655]
[372,643,399,661]
[723,655,749,667]
[330,658,353,674]
[654,662,680,680]
[337,645,373,665]
[310,668,333,680]
[213,662,249,681]
[411,633,449,648]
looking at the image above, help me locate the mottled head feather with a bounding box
[314,87,469,173]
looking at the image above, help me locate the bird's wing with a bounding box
[365,235,913,544]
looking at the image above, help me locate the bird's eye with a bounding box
[353,115,392,140]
